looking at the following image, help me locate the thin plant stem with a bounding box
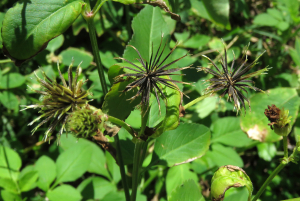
[283,136,289,158]
[83,1,108,95]
[107,116,135,137]
[115,134,130,201]
[251,162,286,201]
[0,59,12,64]
[83,2,129,200]
[183,93,211,110]
[131,105,149,201]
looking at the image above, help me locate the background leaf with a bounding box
[34,156,56,191]
[169,180,204,201]
[47,184,82,201]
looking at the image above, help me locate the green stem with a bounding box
[184,93,211,110]
[131,139,148,201]
[114,134,130,201]
[283,136,289,158]
[92,0,108,14]
[251,161,287,201]
[108,116,135,137]
[131,105,149,201]
[0,59,12,64]
[83,2,108,95]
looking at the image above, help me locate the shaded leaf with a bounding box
[0,73,26,89]
[19,170,38,192]
[1,0,84,65]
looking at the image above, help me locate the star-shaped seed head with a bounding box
[198,43,270,114]
[114,37,192,113]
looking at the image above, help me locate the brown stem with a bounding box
[93,131,117,162]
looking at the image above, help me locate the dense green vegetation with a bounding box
[1,0,300,201]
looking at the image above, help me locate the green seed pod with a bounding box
[211,165,253,201]
[68,105,106,138]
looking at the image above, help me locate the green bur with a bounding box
[211,165,253,201]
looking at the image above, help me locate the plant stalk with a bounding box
[115,134,130,201]
[184,93,211,110]
[108,116,135,137]
[283,136,289,158]
[84,12,108,95]
[251,161,286,201]
[131,104,149,201]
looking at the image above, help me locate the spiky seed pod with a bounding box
[21,61,91,141]
[67,105,106,138]
[198,44,270,114]
[114,36,192,113]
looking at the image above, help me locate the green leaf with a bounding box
[257,143,276,161]
[0,190,22,201]
[111,0,180,21]
[211,117,253,147]
[240,88,300,143]
[207,143,244,167]
[0,91,19,110]
[18,170,38,192]
[60,48,93,69]
[196,95,218,119]
[102,80,141,121]
[77,177,117,200]
[202,0,231,29]
[224,187,249,201]
[118,127,135,165]
[166,164,198,197]
[0,145,21,180]
[1,0,84,66]
[182,34,211,49]
[149,123,211,167]
[0,73,26,89]
[106,151,121,184]
[169,180,204,201]
[54,143,92,185]
[46,34,64,52]
[87,143,111,179]
[0,178,18,194]
[47,184,82,201]
[0,12,5,49]
[253,13,279,27]
[34,156,56,191]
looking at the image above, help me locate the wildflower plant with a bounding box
[2,1,300,201]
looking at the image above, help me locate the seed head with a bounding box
[198,44,270,114]
[21,61,91,141]
[264,104,292,136]
[114,36,191,113]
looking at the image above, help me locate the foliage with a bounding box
[1,0,300,201]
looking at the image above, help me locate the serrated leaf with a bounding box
[149,123,211,167]
[240,88,300,143]
[47,184,82,201]
[169,180,204,201]
[1,0,84,66]
[54,143,92,185]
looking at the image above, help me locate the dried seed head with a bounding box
[264,104,292,136]
[199,43,270,114]
[114,36,192,114]
[21,60,92,141]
